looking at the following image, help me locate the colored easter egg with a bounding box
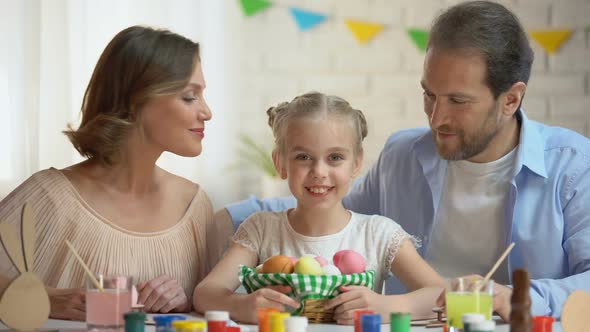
[262,255,295,273]
[322,264,342,275]
[333,250,349,266]
[334,250,366,274]
[294,256,324,275]
[315,256,329,267]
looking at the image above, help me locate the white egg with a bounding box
[322,264,342,275]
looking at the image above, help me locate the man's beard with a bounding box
[432,104,500,161]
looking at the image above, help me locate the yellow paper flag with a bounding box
[345,20,385,44]
[530,29,573,54]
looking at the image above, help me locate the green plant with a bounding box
[236,133,278,178]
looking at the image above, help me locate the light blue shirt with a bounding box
[226,110,590,317]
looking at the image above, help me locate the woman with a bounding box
[0,26,232,320]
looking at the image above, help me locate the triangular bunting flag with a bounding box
[407,28,429,52]
[345,20,385,44]
[289,7,327,31]
[530,29,573,54]
[239,0,272,17]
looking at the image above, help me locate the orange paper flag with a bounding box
[530,29,573,54]
[345,20,385,44]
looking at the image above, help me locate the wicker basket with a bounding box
[301,298,335,323]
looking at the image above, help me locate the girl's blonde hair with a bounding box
[63,26,200,165]
[266,91,368,155]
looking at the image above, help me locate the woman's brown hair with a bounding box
[64,25,200,165]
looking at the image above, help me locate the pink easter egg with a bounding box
[333,250,349,266]
[315,256,329,267]
[334,250,366,274]
[289,256,298,265]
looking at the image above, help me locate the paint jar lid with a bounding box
[284,316,308,331]
[462,313,485,323]
[153,315,187,326]
[205,311,230,321]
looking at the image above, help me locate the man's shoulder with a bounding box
[533,121,590,155]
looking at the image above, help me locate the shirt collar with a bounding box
[516,109,548,178]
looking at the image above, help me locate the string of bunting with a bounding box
[239,0,589,55]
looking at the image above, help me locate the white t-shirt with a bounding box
[426,148,517,285]
[232,210,414,293]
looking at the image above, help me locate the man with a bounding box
[222,0,590,318]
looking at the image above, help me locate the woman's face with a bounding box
[140,62,212,157]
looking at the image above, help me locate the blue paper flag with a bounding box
[289,7,327,31]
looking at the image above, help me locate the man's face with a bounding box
[421,48,503,161]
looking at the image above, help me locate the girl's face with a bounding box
[139,62,212,157]
[275,115,363,211]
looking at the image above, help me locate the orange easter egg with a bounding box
[262,255,295,273]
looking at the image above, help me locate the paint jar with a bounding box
[462,313,485,332]
[470,320,496,332]
[182,321,207,332]
[390,312,411,332]
[124,312,146,332]
[361,314,381,332]
[533,316,555,332]
[154,315,187,332]
[205,311,229,332]
[284,316,308,332]
[258,308,280,332]
[354,310,375,332]
[269,312,290,332]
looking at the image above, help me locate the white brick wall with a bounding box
[227,0,590,198]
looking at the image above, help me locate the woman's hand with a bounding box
[46,287,86,321]
[325,286,386,325]
[137,275,190,313]
[237,288,300,323]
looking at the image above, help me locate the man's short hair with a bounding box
[428,1,534,99]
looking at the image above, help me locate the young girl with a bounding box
[194,92,445,324]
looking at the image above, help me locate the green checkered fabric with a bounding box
[238,265,375,315]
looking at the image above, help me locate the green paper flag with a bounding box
[239,0,272,17]
[586,26,590,32]
[407,28,429,52]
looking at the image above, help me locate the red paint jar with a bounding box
[205,311,229,332]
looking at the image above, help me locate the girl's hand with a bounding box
[265,285,292,294]
[239,288,300,323]
[137,275,190,313]
[325,286,385,325]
